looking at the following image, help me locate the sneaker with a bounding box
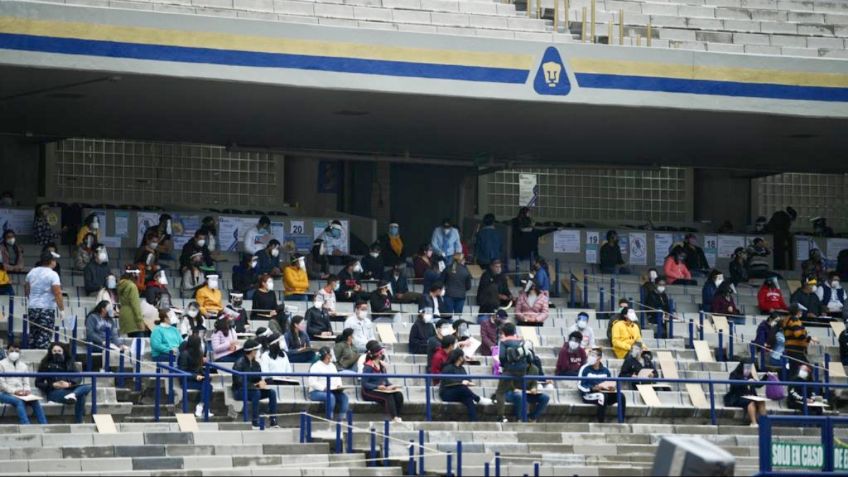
[269,418,279,428]
[194,404,214,418]
[392,417,403,424]
[64,394,77,403]
[251,420,261,429]
[749,423,759,428]
[478,397,493,406]
[499,416,509,423]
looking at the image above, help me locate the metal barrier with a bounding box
[757,415,847,476]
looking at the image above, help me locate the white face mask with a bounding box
[165,221,172,235]
[657,286,666,293]
[648,270,657,281]
[5,238,15,246]
[157,275,168,286]
[266,280,274,291]
[586,355,598,366]
[437,262,446,272]
[627,310,638,322]
[370,252,379,258]
[313,299,323,309]
[832,281,841,290]
[250,259,258,269]
[440,326,453,336]
[271,248,280,258]
[631,349,641,358]
[298,258,306,270]
[8,352,20,362]
[208,279,219,290]
[577,320,587,330]
[715,276,724,286]
[811,285,818,294]
[798,370,809,380]
[97,251,108,263]
[568,341,578,351]
[353,263,363,273]
[423,314,433,323]
[187,309,199,318]
[91,220,99,230]
[106,276,117,289]
[356,309,368,320]
[149,241,159,250]
[439,289,446,297]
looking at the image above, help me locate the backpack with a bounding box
[765,372,786,400]
[503,340,534,372]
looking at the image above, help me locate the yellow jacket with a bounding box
[196,286,223,317]
[611,320,642,359]
[283,265,309,296]
[76,225,101,246]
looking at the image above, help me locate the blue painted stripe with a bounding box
[575,72,848,102]
[0,32,530,84]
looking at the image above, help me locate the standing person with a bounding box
[284,315,316,363]
[242,216,272,259]
[422,258,445,298]
[178,334,213,418]
[765,206,797,271]
[758,277,788,314]
[555,331,587,376]
[439,348,492,421]
[431,218,462,265]
[578,347,626,423]
[515,281,549,325]
[36,342,92,423]
[664,246,696,286]
[232,339,278,428]
[379,221,406,268]
[308,347,350,420]
[283,254,310,301]
[476,260,512,315]
[510,207,553,264]
[783,304,818,369]
[0,342,47,425]
[443,253,472,315]
[361,341,404,423]
[530,257,551,293]
[474,213,502,268]
[682,234,710,276]
[599,230,628,275]
[24,250,65,349]
[723,360,766,426]
[343,301,377,352]
[33,204,58,247]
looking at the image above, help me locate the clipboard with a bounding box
[375,388,403,394]
[741,395,767,402]
[461,337,481,358]
[637,368,655,378]
[829,361,847,378]
[711,314,729,335]
[376,324,397,344]
[693,341,715,363]
[636,384,663,407]
[831,321,846,337]
[16,394,42,402]
[267,378,300,386]
[467,264,484,280]
[686,384,710,409]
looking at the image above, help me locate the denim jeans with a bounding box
[0,393,47,425]
[439,385,480,421]
[47,384,92,423]
[288,351,316,363]
[309,390,349,419]
[233,388,277,423]
[443,297,466,315]
[505,391,550,420]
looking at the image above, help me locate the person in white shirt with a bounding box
[816,272,846,317]
[317,276,340,317]
[308,346,349,420]
[243,216,272,257]
[259,333,293,377]
[25,251,65,350]
[343,300,377,352]
[0,342,47,424]
[567,312,596,349]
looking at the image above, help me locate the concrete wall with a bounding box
[0,137,41,206]
[694,169,752,233]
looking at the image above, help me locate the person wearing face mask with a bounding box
[474,213,502,268]
[567,312,596,349]
[32,203,58,247]
[76,213,102,246]
[443,254,472,316]
[745,238,780,280]
[142,214,174,260]
[783,304,818,370]
[702,269,724,312]
[430,335,457,380]
[243,216,273,258]
[388,264,421,304]
[283,254,310,301]
[0,342,47,425]
[530,257,551,293]
[419,282,447,325]
[337,257,367,303]
[682,234,710,276]
[259,333,293,382]
[179,302,206,337]
[308,346,350,421]
[790,277,824,320]
[306,238,330,280]
[86,300,127,356]
[306,294,334,340]
[178,334,214,418]
[440,348,493,422]
[753,312,781,354]
[600,230,628,275]
[711,281,742,320]
[316,275,339,317]
[36,342,92,423]
[643,277,671,339]
[611,307,643,359]
[361,340,404,423]
[515,281,549,325]
[232,255,260,299]
[413,243,434,280]
[361,242,385,281]
[255,239,283,278]
[232,339,279,428]
[606,299,632,341]
[766,206,797,271]
[480,309,506,357]
[282,315,315,363]
[664,245,696,286]
[334,328,360,372]
[198,216,220,258]
[724,359,766,426]
[211,316,241,362]
[0,229,24,296]
[495,323,548,423]
[578,347,625,423]
[318,220,347,262]
[618,342,658,389]
[815,271,845,318]
[758,277,788,314]
[786,363,824,415]
[25,250,65,349]
[180,230,214,274]
[431,218,462,266]
[181,252,207,298]
[96,274,119,312]
[369,281,399,324]
[422,257,446,295]
[729,247,749,286]
[83,245,111,295]
[134,231,163,292]
[409,308,437,355]
[196,274,224,318]
[145,269,173,312]
[150,309,184,361]
[224,292,250,333]
[378,221,406,268]
[556,331,587,376]
[640,269,659,301]
[476,259,512,316]
[768,316,787,368]
[343,301,377,352]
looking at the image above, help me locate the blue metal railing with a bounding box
[757,415,848,476]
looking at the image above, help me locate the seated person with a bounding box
[85,300,127,354]
[232,339,278,428]
[439,349,492,422]
[515,282,549,325]
[422,258,445,296]
[74,232,97,271]
[429,335,456,380]
[618,342,658,389]
[361,341,404,423]
[409,311,435,355]
[723,359,765,426]
[643,277,671,338]
[232,255,259,299]
[640,269,659,303]
[306,294,334,340]
[663,246,696,286]
[746,238,779,280]
[427,319,454,370]
[578,347,625,423]
[611,308,642,359]
[791,277,824,320]
[308,347,350,420]
[369,281,398,323]
[283,254,309,301]
[181,252,207,297]
[702,270,724,312]
[729,247,749,286]
[180,230,214,274]
[211,317,241,362]
[179,302,206,338]
[802,248,827,285]
[36,342,92,423]
[337,257,368,303]
[360,242,385,281]
[178,334,213,418]
[816,272,845,318]
[387,264,421,304]
[0,342,47,425]
[344,301,377,352]
[711,281,741,317]
[255,240,283,277]
[284,316,316,363]
[682,234,710,276]
[83,245,111,296]
[786,363,824,416]
[567,312,596,349]
[758,277,788,314]
[555,331,587,376]
[840,323,848,366]
[251,274,286,323]
[223,292,250,333]
[145,269,173,312]
[334,329,360,372]
[151,310,183,361]
[196,274,224,318]
[258,333,293,384]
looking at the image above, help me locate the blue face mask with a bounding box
[332,229,341,239]
[389,226,399,236]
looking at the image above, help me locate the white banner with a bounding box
[654,233,673,266]
[717,235,746,259]
[313,219,350,255]
[629,232,647,265]
[219,216,285,253]
[0,208,34,236]
[552,229,581,254]
[518,173,538,207]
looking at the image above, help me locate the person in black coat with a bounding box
[232,339,277,427]
[599,230,628,274]
[765,206,796,271]
[409,314,435,355]
[723,360,766,426]
[306,296,334,340]
[682,234,710,276]
[35,342,92,423]
[361,242,385,281]
[618,344,658,389]
[178,334,212,417]
[643,277,671,339]
[476,260,511,314]
[786,363,824,416]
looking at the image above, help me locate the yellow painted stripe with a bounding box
[571,58,848,89]
[0,16,535,70]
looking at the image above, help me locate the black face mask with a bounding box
[51,353,64,362]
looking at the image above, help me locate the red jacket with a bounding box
[663,257,692,284]
[555,345,587,375]
[758,285,788,313]
[430,347,449,384]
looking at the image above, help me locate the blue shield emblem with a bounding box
[533,47,571,96]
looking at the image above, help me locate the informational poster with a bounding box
[717,235,745,258]
[312,219,350,255]
[629,232,647,265]
[220,216,285,253]
[654,233,673,266]
[617,233,629,262]
[286,235,314,253]
[0,208,35,236]
[585,231,599,264]
[137,212,199,250]
[114,211,129,237]
[99,236,122,248]
[552,229,581,254]
[290,221,305,235]
[796,236,813,263]
[518,173,538,207]
[703,235,718,268]
[136,212,160,245]
[827,238,848,260]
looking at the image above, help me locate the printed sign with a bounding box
[585,231,599,264]
[290,221,305,235]
[0,208,35,236]
[629,232,647,265]
[717,235,745,259]
[518,173,538,207]
[552,229,580,254]
[771,442,848,470]
[654,233,673,267]
[533,47,571,96]
[704,235,718,268]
